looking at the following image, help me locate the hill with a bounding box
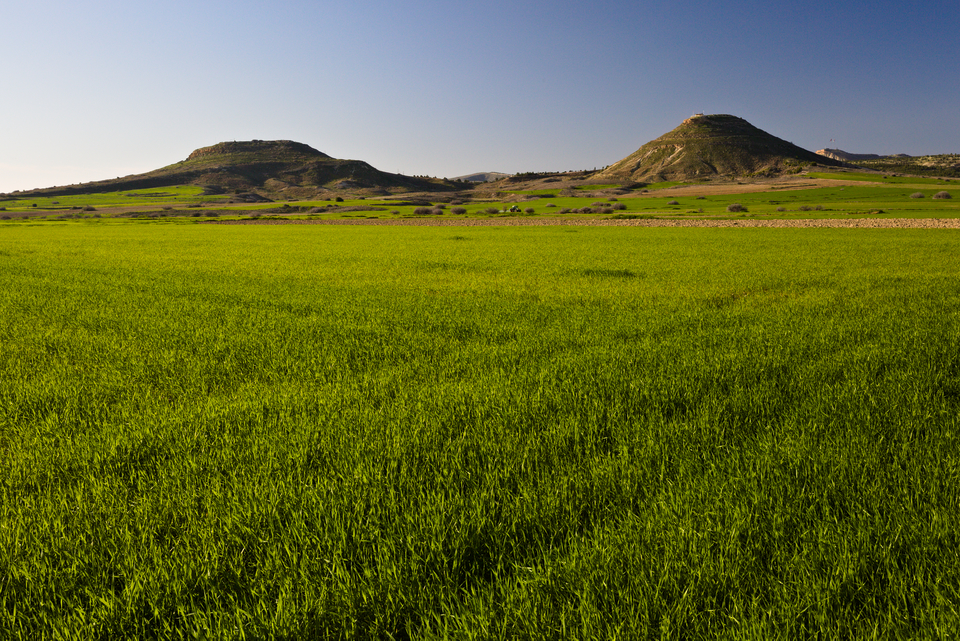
[452,171,512,183]
[595,114,846,182]
[816,148,889,162]
[13,140,458,198]
[817,150,960,178]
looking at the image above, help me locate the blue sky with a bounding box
[3,0,958,193]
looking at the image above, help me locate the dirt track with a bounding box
[213,217,960,229]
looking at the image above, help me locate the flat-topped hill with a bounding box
[15,140,457,198]
[183,140,332,164]
[596,114,846,182]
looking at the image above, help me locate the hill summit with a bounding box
[184,140,332,163]
[595,114,845,182]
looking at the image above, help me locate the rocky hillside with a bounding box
[595,115,845,182]
[816,148,887,162]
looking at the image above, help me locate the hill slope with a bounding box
[16,140,456,198]
[596,114,845,182]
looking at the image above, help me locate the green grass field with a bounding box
[2,224,960,638]
[0,186,215,211]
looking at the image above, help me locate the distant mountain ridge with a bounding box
[596,114,845,182]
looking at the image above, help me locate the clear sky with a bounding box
[3,0,958,193]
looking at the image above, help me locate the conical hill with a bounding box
[595,114,845,182]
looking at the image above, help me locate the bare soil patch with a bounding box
[212,217,960,229]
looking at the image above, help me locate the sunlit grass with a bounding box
[2,224,959,637]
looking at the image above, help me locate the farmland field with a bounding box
[2,223,960,638]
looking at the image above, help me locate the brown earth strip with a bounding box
[210,217,960,228]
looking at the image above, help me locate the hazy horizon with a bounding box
[3,0,958,193]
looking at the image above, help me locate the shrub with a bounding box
[607,197,618,202]
[601,207,614,214]
[451,207,467,215]
[696,196,706,200]
[591,202,605,207]
[559,208,572,214]
[431,208,444,215]
[798,206,812,212]
[777,206,786,212]
[484,207,500,214]
[83,206,96,212]
[612,202,627,210]
[579,207,594,214]
[726,203,747,212]
[934,191,952,199]
[525,208,535,214]
[434,204,446,209]
[910,192,924,198]
[815,205,824,211]
[545,203,556,208]
[667,200,679,205]
[335,196,344,202]
[414,207,433,215]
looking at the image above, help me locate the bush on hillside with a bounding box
[451,207,467,215]
[910,192,924,198]
[934,191,952,199]
[726,203,748,212]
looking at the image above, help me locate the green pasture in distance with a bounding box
[573,183,621,190]
[0,185,213,210]
[503,189,562,196]
[2,224,960,638]
[809,171,959,185]
[605,186,957,218]
[1,182,957,221]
